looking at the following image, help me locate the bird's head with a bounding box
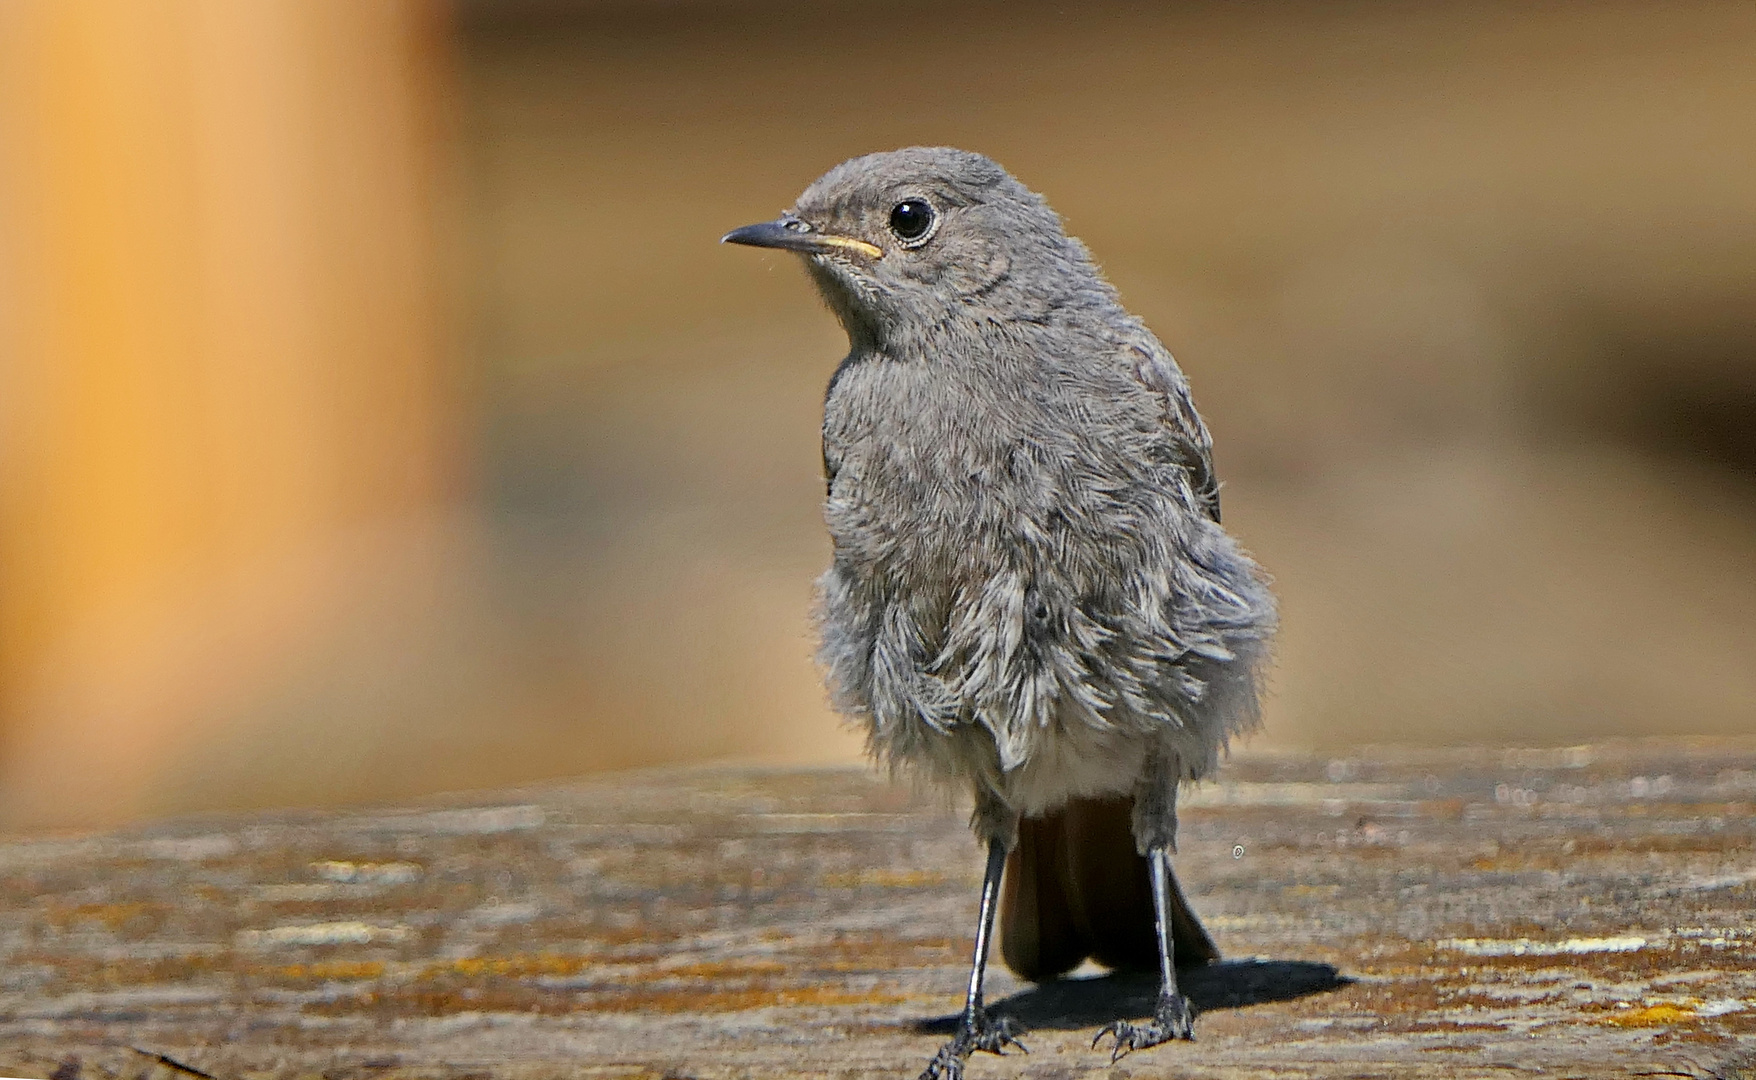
[723,147,1106,348]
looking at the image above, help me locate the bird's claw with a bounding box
[918,1012,1027,1080]
[1092,992,1194,1062]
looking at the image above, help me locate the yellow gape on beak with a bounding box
[721,217,882,259]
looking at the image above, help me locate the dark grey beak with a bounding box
[722,218,882,259]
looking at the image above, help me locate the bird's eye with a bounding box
[888,199,936,245]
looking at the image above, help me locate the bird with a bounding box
[723,147,1276,1079]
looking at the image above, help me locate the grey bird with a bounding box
[723,147,1276,1079]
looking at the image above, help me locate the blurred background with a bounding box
[1,0,1752,833]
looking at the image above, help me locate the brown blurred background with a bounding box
[1,0,1752,833]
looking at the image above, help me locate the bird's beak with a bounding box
[721,217,883,259]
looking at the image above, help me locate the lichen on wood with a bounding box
[3,741,1754,1079]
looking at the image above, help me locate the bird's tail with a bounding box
[998,795,1219,982]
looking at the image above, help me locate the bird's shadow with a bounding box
[915,959,1350,1034]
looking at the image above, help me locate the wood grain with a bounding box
[3,739,1753,1079]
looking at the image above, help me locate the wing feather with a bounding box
[1127,341,1222,523]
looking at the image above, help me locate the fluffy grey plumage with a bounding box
[725,146,1276,1075]
[797,148,1275,832]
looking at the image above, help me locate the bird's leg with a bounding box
[918,837,1027,1080]
[1093,846,1196,1059]
[1096,755,1194,1059]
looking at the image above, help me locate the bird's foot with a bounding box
[918,1009,1027,1080]
[1092,991,1194,1062]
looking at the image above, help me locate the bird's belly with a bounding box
[997,721,1149,816]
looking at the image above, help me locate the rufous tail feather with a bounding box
[999,795,1219,982]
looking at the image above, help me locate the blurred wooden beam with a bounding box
[0,1,459,829]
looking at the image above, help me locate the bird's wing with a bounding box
[821,436,839,496]
[1127,340,1222,523]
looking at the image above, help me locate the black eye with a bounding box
[888,199,936,244]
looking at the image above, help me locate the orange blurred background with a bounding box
[2,0,1752,832]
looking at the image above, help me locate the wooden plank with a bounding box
[2,739,1753,1079]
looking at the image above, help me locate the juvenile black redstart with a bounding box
[724,147,1276,1079]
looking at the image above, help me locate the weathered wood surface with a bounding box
[3,740,1754,1080]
